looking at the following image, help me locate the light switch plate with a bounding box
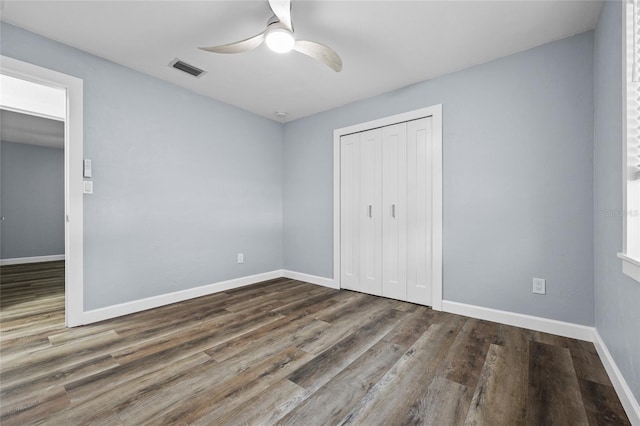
[83,181,93,194]
[83,159,92,178]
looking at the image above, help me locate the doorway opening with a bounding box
[0,56,84,326]
[0,78,66,325]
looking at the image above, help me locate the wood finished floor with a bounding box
[0,261,631,425]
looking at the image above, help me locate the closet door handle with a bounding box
[392,204,396,218]
[368,205,372,218]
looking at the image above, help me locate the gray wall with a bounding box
[594,0,640,403]
[0,141,64,259]
[1,22,284,310]
[283,32,595,325]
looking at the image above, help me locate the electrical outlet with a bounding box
[237,253,244,264]
[83,181,93,194]
[533,278,546,295]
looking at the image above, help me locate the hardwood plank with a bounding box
[406,376,471,426]
[56,353,214,423]
[214,379,308,426]
[114,318,321,423]
[138,346,314,424]
[298,295,398,354]
[110,310,285,364]
[223,280,318,313]
[306,289,368,318]
[0,330,122,387]
[531,330,570,348]
[493,323,531,352]
[568,338,612,386]
[48,323,122,345]
[279,339,405,425]
[0,354,119,407]
[1,385,68,423]
[205,315,330,363]
[339,316,465,425]
[527,341,589,425]
[464,343,528,425]
[381,306,439,348]
[0,388,71,426]
[388,299,419,312]
[63,350,211,405]
[313,290,376,323]
[204,290,339,363]
[269,287,339,316]
[438,318,499,389]
[578,378,631,426]
[288,307,406,391]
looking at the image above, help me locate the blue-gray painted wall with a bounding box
[284,32,594,325]
[594,0,640,404]
[283,32,595,326]
[0,22,284,310]
[0,141,64,259]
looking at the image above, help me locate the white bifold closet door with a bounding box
[359,129,383,296]
[340,117,433,306]
[340,132,361,291]
[340,128,383,295]
[382,123,407,301]
[406,118,432,306]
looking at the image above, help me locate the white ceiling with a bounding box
[1,1,604,122]
[1,109,65,149]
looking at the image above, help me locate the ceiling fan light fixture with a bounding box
[265,28,295,53]
[199,0,342,71]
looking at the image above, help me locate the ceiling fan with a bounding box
[199,0,342,72]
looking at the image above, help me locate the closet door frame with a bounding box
[333,105,443,310]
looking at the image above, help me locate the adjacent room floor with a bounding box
[0,262,631,425]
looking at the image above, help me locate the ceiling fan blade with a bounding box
[293,40,343,72]
[268,0,292,31]
[199,32,265,54]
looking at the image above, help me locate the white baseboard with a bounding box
[282,270,338,289]
[593,330,640,425]
[0,254,65,266]
[441,300,595,341]
[80,269,337,325]
[80,270,283,325]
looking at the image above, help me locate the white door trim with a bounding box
[1,55,84,326]
[333,105,443,310]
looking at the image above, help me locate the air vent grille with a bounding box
[169,59,206,78]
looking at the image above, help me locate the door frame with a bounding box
[333,105,443,310]
[1,55,84,326]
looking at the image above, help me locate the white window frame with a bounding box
[618,0,640,282]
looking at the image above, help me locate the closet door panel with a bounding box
[359,129,383,296]
[340,133,360,291]
[407,118,433,305]
[382,123,407,301]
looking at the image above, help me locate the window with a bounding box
[619,0,640,282]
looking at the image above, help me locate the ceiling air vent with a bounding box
[169,58,206,78]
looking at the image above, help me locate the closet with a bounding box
[340,117,434,306]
